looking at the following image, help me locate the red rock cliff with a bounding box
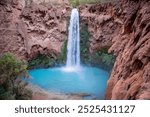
[80,3,122,53]
[105,0,150,99]
[80,0,150,99]
[0,0,70,60]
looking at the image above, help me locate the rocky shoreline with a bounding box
[26,84,97,100]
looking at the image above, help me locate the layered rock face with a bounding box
[80,3,122,53]
[20,3,70,59]
[0,0,24,59]
[0,0,70,60]
[80,0,150,99]
[105,0,150,99]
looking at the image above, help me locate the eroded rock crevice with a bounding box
[0,0,70,60]
[80,3,122,53]
[105,0,150,100]
[79,0,150,100]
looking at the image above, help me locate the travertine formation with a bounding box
[105,0,150,100]
[79,3,122,53]
[0,0,70,60]
[20,3,70,59]
[80,0,150,99]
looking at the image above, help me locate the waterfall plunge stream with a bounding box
[66,8,80,68]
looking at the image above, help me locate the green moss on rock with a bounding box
[57,39,67,65]
[70,0,112,7]
[28,53,57,69]
[80,23,115,71]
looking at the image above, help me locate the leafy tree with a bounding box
[0,53,32,100]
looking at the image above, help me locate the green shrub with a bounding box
[58,39,67,64]
[89,47,115,71]
[80,23,91,63]
[0,53,32,100]
[28,53,57,69]
[79,23,115,71]
[70,0,112,7]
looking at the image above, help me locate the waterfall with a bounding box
[66,8,80,67]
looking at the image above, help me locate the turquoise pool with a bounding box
[27,66,109,99]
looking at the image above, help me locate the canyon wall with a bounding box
[80,3,122,53]
[106,0,150,100]
[80,0,150,99]
[0,0,70,60]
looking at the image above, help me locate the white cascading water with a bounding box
[66,8,80,68]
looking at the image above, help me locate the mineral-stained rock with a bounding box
[0,0,70,60]
[79,3,122,53]
[80,0,150,100]
[20,3,71,60]
[105,0,150,100]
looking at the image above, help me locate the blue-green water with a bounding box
[28,66,109,99]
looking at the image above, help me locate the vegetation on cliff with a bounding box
[80,23,115,71]
[27,39,68,69]
[58,39,67,65]
[70,0,111,7]
[28,53,58,69]
[27,23,115,71]
[0,53,32,99]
